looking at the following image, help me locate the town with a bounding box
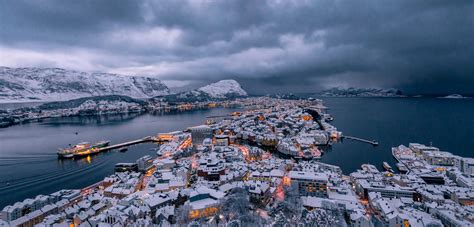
[0,95,240,128]
[1,97,473,227]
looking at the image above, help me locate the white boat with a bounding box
[396,163,408,173]
[383,162,394,172]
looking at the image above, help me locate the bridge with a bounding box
[342,136,379,146]
[98,136,155,152]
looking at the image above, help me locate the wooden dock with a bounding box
[342,136,379,146]
[99,136,155,151]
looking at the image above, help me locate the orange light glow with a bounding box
[283,176,291,186]
[236,145,250,161]
[189,207,219,219]
[275,185,285,201]
[301,115,313,121]
[178,137,192,150]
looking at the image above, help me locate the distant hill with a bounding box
[317,87,404,97]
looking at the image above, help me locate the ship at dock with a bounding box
[382,161,394,173]
[57,140,110,159]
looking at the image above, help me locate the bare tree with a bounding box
[218,187,265,226]
[271,183,303,223]
[175,204,192,225]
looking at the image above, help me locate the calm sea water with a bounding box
[1,98,473,208]
[320,97,474,174]
[0,108,239,208]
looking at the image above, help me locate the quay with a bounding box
[342,135,379,146]
[98,136,156,152]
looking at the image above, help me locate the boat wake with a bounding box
[0,159,107,191]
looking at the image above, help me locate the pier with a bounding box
[342,136,379,146]
[99,136,155,152]
[206,115,230,118]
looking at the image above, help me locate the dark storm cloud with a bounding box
[1,0,473,94]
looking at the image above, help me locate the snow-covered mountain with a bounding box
[158,79,248,102]
[0,67,170,102]
[197,79,247,98]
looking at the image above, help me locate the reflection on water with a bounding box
[38,112,144,126]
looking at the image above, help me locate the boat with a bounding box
[361,164,379,173]
[396,163,409,173]
[95,140,111,148]
[311,147,322,159]
[73,147,100,157]
[383,162,394,172]
[57,140,110,159]
[115,163,137,172]
[119,147,128,152]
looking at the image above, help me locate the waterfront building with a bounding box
[459,157,474,176]
[409,143,439,155]
[1,189,80,225]
[422,150,457,166]
[136,155,154,173]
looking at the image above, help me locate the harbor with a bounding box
[1,97,473,226]
[1,97,473,209]
[57,137,159,159]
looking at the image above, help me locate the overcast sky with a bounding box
[1,0,473,94]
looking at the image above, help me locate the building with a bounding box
[187,186,225,220]
[1,190,80,223]
[459,157,474,175]
[409,143,439,155]
[136,155,154,173]
[289,171,328,197]
[190,125,212,146]
[247,181,272,205]
[422,150,457,166]
[214,134,230,147]
[197,153,225,181]
[355,179,416,200]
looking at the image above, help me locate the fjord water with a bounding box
[321,97,474,174]
[0,108,239,208]
[0,98,473,208]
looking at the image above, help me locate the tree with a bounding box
[271,183,303,223]
[175,204,192,225]
[218,187,265,226]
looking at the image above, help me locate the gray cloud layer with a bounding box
[1,0,473,94]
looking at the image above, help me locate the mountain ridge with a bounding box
[0,67,170,102]
[157,79,248,102]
